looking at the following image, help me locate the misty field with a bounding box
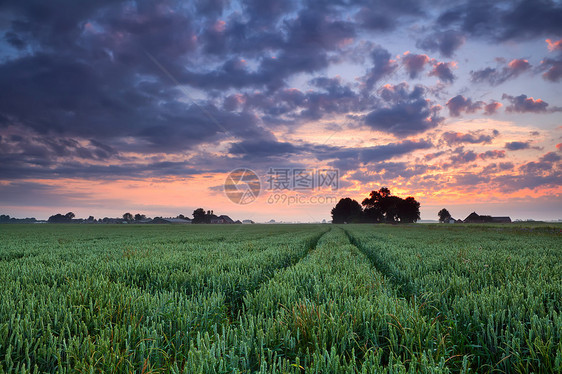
[0,223,560,373]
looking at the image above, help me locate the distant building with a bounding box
[491,216,512,223]
[210,215,234,224]
[463,212,511,223]
[152,217,192,224]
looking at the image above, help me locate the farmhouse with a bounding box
[463,212,511,223]
[210,215,235,224]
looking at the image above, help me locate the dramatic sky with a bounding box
[1,0,561,222]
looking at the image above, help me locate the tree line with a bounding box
[331,187,420,224]
[41,208,227,224]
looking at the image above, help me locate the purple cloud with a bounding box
[471,59,531,85]
[446,95,482,116]
[365,84,442,136]
[505,141,531,151]
[502,94,549,113]
[416,30,465,57]
[429,62,456,83]
[402,53,431,78]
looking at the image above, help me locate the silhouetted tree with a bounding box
[362,188,393,222]
[362,207,384,223]
[48,213,72,223]
[331,198,362,223]
[0,214,10,223]
[134,213,146,221]
[438,208,452,223]
[177,214,185,219]
[398,197,421,223]
[192,208,206,224]
[123,212,133,221]
[360,187,420,223]
[87,216,95,221]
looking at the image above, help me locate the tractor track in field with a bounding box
[343,228,418,301]
[224,227,331,321]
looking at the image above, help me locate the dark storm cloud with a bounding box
[1,0,560,186]
[416,30,465,57]
[0,0,358,163]
[187,9,356,90]
[355,0,422,31]
[4,31,26,50]
[471,59,531,86]
[359,139,433,163]
[241,0,296,23]
[0,133,118,165]
[228,139,299,159]
[364,84,443,136]
[502,94,550,113]
[0,50,271,153]
[238,78,366,123]
[505,141,531,151]
[299,78,363,119]
[0,154,204,180]
[429,62,456,83]
[436,0,562,41]
[195,0,230,16]
[316,139,433,173]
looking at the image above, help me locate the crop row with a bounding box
[0,224,327,372]
[345,224,562,373]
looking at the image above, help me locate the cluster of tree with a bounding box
[35,208,231,224]
[192,209,217,224]
[122,213,148,221]
[0,214,37,223]
[438,208,452,223]
[47,212,75,223]
[331,187,420,224]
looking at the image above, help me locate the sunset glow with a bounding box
[1,1,561,222]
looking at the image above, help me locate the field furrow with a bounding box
[344,224,562,373]
[0,223,560,373]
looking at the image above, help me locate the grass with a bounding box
[0,223,560,373]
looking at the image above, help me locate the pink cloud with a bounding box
[483,101,502,115]
[402,52,431,78]
[546,38,562,52]
[479,150,505,160]
[429,61,456,83]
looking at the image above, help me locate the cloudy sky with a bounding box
[1,0,561,222]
